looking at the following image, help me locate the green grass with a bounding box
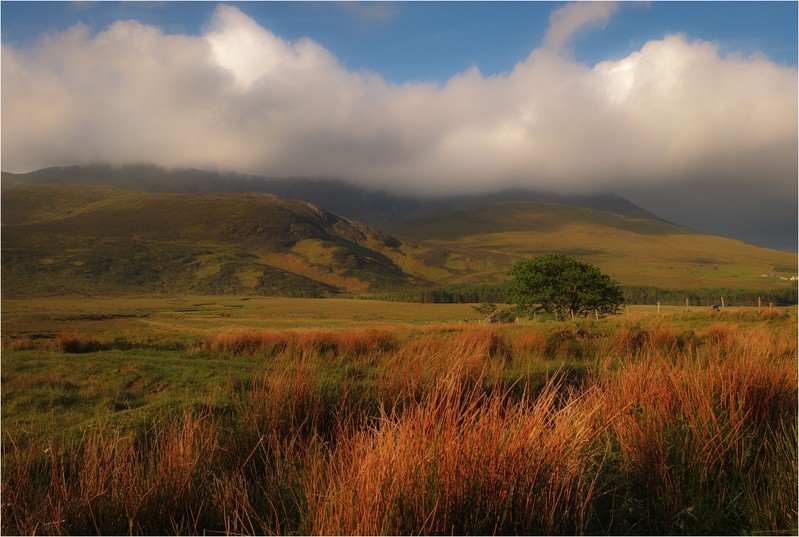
[3,295,794,440]
[1,348,255,436]
[1,296,483,340]
[1,295,480,437]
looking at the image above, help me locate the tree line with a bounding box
[375,283,797,307]
[372,283,510,304]
[621,286,798,307]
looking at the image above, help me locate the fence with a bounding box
[647,297,790,316]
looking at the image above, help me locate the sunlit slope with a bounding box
[387,202,796,289]
[1,184,438,296]
[3,184,794,295]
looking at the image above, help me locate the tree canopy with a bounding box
[508,254,623,320]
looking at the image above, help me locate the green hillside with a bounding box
[2,183,795,297]
[387,201,797,289]
[1,184,439,297]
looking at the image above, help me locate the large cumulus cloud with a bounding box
[2,3,796,247]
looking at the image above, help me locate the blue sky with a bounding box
[2,2,797,249]
[3,1,797,83]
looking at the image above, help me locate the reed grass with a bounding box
[203,327,397,358]
[2,319,796,535]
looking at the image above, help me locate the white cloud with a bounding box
[2,3,796,208]
[543,1,619,53]
[206,5,339,90]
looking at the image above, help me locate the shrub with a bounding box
[58,332,103,354]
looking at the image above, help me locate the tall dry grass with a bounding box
[2,320,796,535]
[203,327,397,358]
[593,347,797,533]
[305,375,608,535]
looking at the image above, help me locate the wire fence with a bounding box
[617,286,798,308]
[655,298,793,308]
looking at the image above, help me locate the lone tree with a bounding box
[508,254,623,320]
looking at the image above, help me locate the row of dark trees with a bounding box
[374,283,509,304]
[374,256,797,312]
[376,284,796,308]
[619,286,797,307]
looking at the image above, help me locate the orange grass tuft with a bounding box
[58,332,102,353]
[306,375,608,535]
[204,327,397,358]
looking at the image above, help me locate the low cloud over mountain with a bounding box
[3,3,796,249]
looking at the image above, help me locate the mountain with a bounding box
[2,164,658,228]
[1,183,443,297]
[386,201,796,289]
[2,165,795,296]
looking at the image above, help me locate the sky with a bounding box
[2,1,797,250]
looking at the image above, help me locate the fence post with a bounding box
[685,297,689,312]
[721,296,725,310]
[657,301,661,315]
[758,296,762,314]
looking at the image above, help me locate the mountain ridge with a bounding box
[2,166,795,297]
[2,164,661,229]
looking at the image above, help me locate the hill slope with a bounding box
[2,177,795,297]
[1,183,440,297]
[387,201,797,289]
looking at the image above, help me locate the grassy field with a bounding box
[2,296,797,535]
[1,296,483,338]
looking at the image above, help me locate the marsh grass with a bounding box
[203,327,397,358]
[2,318,796,535]
[306,375,608,535]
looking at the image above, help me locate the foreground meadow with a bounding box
[1,299,796,535]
